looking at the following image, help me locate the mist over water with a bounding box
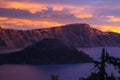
[0,47,120,80]
[78,47,120,59]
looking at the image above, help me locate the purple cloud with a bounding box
[0,0,120,31]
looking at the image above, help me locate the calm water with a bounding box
[78,47,120,59]
[0,47,120,80]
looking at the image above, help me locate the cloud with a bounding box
[94,8,120,17]
[0,17,62,29]
[74,13,93,19]
[0,1,48,13]
[0,0,120,33]
[0,8,35,19]
[0,7,75,22]
[0,17,8,20]
[106,16,120,22]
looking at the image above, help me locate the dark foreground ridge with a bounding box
[0,38,93,65]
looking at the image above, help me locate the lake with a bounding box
[0,47,120,80]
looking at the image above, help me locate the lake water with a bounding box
[0,47,120,80]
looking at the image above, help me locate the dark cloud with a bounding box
[95,9,120,17]
[0,8,77,23]
[27,0,120,7]
[28,0,104,5]
[0,8,34,19]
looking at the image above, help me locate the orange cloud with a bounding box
[52,6,64,11]
[3,2,48,13]
[51,4,80,11]
[107,16,120,22]
[0,1,74,13]
[68,7,93,18]
[0,17,8,20]
[74,13,93,18]
[0,18,63,29]
[0,1,91,13]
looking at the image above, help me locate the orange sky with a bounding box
[0,0,120,33]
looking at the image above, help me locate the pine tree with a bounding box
[80,48,120,80]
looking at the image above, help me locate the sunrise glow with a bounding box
[0,0,120,32]
[100,26,120,33]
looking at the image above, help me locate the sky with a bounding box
[0,0,120,32]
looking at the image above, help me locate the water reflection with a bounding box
[0,65,40,80]
[0,63,93,80]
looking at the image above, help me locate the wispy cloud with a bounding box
[0,0,120,32]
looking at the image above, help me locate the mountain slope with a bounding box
[0,23,120,48]
[0,38,93,65]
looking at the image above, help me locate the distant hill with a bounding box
[0,38,93,65]
[1,23,120,48]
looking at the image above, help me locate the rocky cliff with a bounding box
[0,23,120,48]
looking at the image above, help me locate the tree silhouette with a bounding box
[80,48,120,80]
[51,75,58,80]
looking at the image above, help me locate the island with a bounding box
[0,38,93,65]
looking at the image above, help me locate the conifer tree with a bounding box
[80,48,120,80]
